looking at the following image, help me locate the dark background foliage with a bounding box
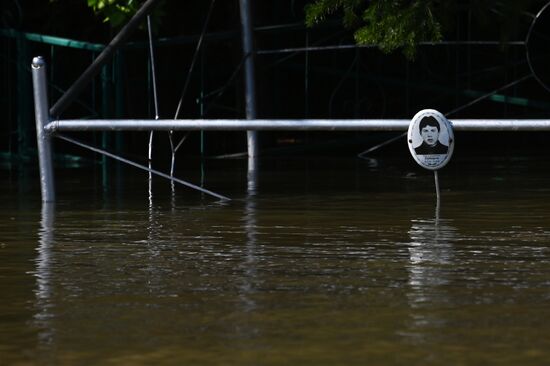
[2,0,550,162]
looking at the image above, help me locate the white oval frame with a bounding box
[407,109,454,171]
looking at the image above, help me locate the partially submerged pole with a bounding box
[32,56,55,202]
[238,0,259,158]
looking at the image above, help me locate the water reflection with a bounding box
[10,155,550,364]
[405,207,457,342]
[147,176,162,280]
[407,218,456,286]
[34,203,55,345]
[240,156,259,312]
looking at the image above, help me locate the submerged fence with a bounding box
[32,57,550,203]
[6,23,550,163]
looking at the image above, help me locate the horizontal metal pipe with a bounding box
[45,119,409,132]
[450,120,550,131]
[44,119,550,133]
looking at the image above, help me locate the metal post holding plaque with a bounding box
[408,109,454,210]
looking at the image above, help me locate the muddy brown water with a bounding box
[1,156,550,365]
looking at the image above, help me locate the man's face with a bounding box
[420,125,439,146]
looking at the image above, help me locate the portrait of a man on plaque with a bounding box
[408,109,454,170]
[414,116,448,155]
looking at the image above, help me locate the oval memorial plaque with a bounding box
[407,109,454,170]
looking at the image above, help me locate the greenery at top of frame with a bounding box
[304,0,542,59]
[84,0,165,30]
[53,0,544,59]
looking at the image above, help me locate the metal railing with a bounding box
[32,57,550,203]
[44,119,550,133]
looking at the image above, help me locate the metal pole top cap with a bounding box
[32,56,46,69]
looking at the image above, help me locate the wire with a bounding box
[173,0,216,120]
[147,16,160,120]
[146,15,160,167]
[168,0,216,175]
[257,41,526,55]
[357,73,534,158]
[328,54,358,117]
[200,54,248,116]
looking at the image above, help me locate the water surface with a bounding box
[1,156,550,365]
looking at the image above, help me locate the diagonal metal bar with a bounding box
[55,134,230,201]
[49,0,162,118]
[357,74,534,158]
[357,133,405,158]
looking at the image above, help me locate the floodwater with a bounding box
[2,156,550,365]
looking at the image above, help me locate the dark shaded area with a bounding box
[2,0,550,166]
[528,2,550,92]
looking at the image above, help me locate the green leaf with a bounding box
[304,0,532,59]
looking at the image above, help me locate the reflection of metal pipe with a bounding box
[37,204,55,301]
[46,118,550,132]
[238,0,259,158]
[32,57,55,203]
[407,218,456,289]
[35,203,55,343]
[406,216,455,342]
[241,168,258,312]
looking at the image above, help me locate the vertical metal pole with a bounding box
[238,0,259,158]
[434,170,440,219]
[31,57,55,203]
